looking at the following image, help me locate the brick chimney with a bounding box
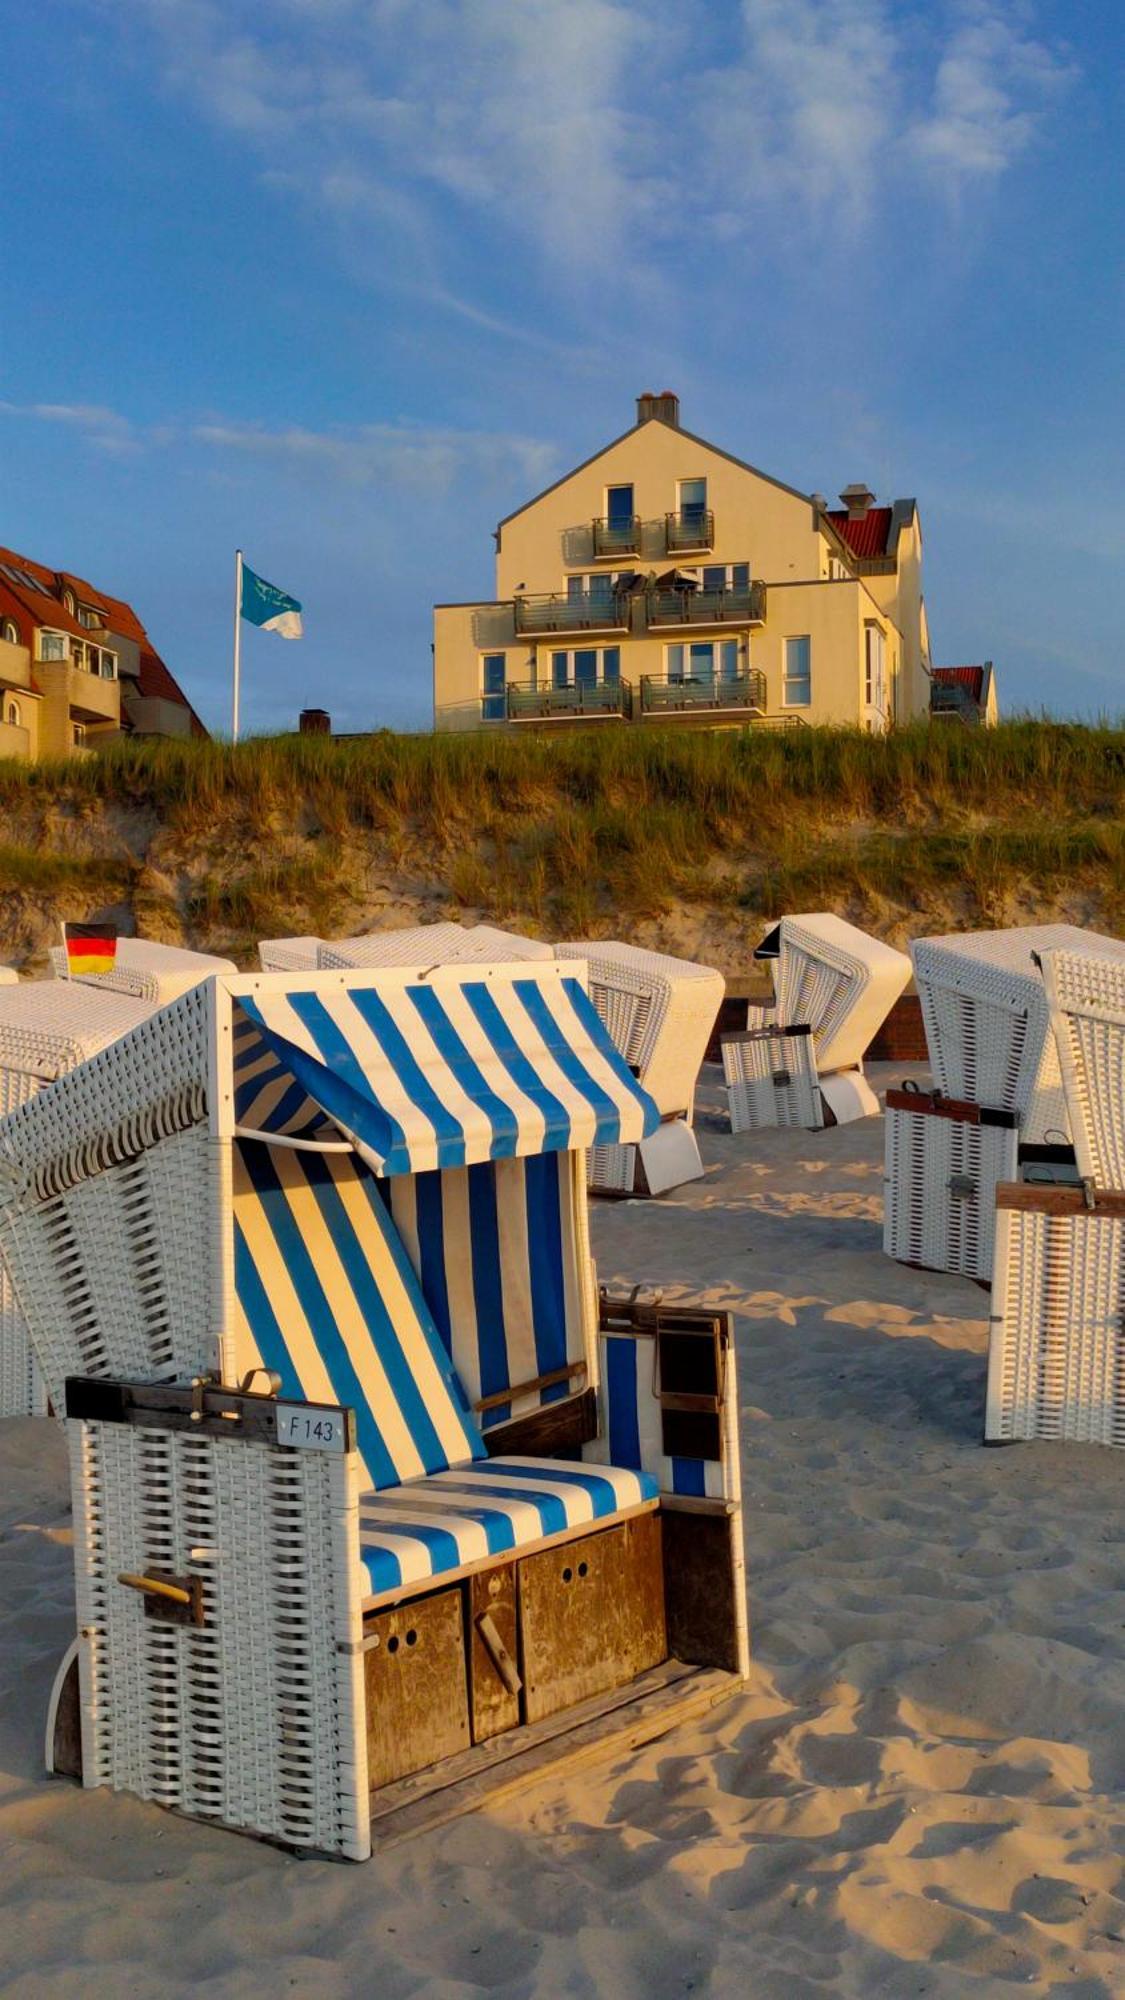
[299,707,331,735]
[839,483,876,519]
[636,390,680,428]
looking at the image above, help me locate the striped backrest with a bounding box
[380,1153,588,1431]
[590,1327,740,1504]
[233,1139,486,1492]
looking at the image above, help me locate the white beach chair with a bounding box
[755,913,911,1076]
[1039,947,1125,1191]
[554,941,724,1194]
[257,936,324,972]
[0,981,155,1417]
[49,937,236,1003]
[883,1085,1019,1282]
[721,1024,824,1132]
[0,962,749,1856]
[319,923,553,969]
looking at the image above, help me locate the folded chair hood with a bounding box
[237,971,659,1176]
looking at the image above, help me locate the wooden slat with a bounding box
[996,1181,1123,1216]
[368,1662,739,1849]
[473,1361,586,1415]
[482,1388,598,1459]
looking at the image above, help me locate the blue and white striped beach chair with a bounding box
[0,960,749,1858]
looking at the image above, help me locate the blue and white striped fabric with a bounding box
[588,1331,735,1502]
[380,1154,586,1429]
[236,972,658,1176]
[233,1012,330,1137]
[232,1139,486,1493]
[357,1456,658,1600]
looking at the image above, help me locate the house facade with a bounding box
[0,545,205,760]
[433,392,958,735]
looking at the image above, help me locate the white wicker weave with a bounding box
[319,923,553,969]
[49,938,236,1004]
[912,927,1125,1143]
[68,1414,370,1856]
[722,1026,823,1132]
[986,1186,1125,1447]
[0,982,160,1419]
[1039,948,1125,1191]
[258,936,324,971]
[883,1089,1019,1281]
[755,915,911,1074]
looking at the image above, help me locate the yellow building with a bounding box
[0,546,205,760]
[434,392,988,733]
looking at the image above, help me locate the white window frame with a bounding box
[0,619,18,645]
[5,699,20,728]
[864,622,886,717]
[72,723,86,747]
[695,562,751,593]
[664,638,741,683]
[38,630,68,662]
[480,651,507,720]
[603,482,635,524]
[783,635,812,709]
[548,645,622,688]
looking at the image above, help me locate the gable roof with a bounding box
[933,664,986,701]
[825,506,894,558]
[495,415,816,536]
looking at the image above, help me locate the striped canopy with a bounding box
[236,971,659,1177]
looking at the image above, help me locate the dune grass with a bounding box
[0,720,1121,963]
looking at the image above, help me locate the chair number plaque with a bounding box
[275,1405,348,1454]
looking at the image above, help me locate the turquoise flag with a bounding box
[240,561,303,638]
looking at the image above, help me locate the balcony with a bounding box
[592,514,642,558]
[648,581,766,628]
[664,507,714,554]
[35,659,120,725]
[513,590,630,636]
[639,669,767,718]
[505,679,631,722]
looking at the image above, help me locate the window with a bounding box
[550,646,621,688]
[568,572,617,609]
[481,652,506,720]
[700,563,750,595]
[678,477,707,525]
[98,651,118,680]
[78,606,103,629]
[72,724,86,747]
[606,484,634,530]
[39,631,67,661]
[63,589,76,615]
[864,624,886,715]
[784,636,811,707]
[665,639,739,683]
[0,619,17,645]
[5,701,19,727]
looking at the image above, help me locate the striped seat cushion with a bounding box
[233,1138,486,1493]
[357,1455,658,1600]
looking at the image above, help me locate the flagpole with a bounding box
[232,548,244,744]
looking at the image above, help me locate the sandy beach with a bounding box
[2,1059,1124,1999]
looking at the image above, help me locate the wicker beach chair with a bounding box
[1039,947,1125,1191]
[986,1182,1125,1447]
[0,962,749,1856]
[48,937,236,1002]
[554,942,724,1195]
[257,936,324,972]
[883,1086,1020,1282]
[0,981,155,1417]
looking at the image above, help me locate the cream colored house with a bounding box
[434,392,969,734]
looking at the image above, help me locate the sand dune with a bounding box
[2,1062,1124,1997]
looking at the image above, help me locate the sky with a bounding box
[1,0,1122,734]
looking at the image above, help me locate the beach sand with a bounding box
[2,1061,1124,1998]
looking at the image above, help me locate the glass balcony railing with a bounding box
[592,514,642,558]
[513,591,630,635]
[639,669,766,716]
[505,679,630,720]
[648,582,766,627]
[664,508,714,553]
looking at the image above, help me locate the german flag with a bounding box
[64,921,118,978]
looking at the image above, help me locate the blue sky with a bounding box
[1,1,1120,732]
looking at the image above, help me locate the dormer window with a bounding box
[0,619,17,645]
[63,589,76,615]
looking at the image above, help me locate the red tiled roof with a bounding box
[135,648,208,738]
[933,665,986,701]
[825,506,894,558]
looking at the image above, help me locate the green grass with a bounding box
[1,720,1122,966]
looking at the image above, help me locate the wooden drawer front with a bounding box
[519,1514,666,1724]
[365,1588,471,1791]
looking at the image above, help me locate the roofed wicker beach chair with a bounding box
[0,961,748,1856]
[259,924,552,974]
[554,942,724,1195]
[983,946,1125,1449]
[48,936,236,1002]
[724,914,907,1132]
[886,927,1125,1284]
[0,981,158,1417]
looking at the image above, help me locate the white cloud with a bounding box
[1,397,557,495]
[111,0,1075,312]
